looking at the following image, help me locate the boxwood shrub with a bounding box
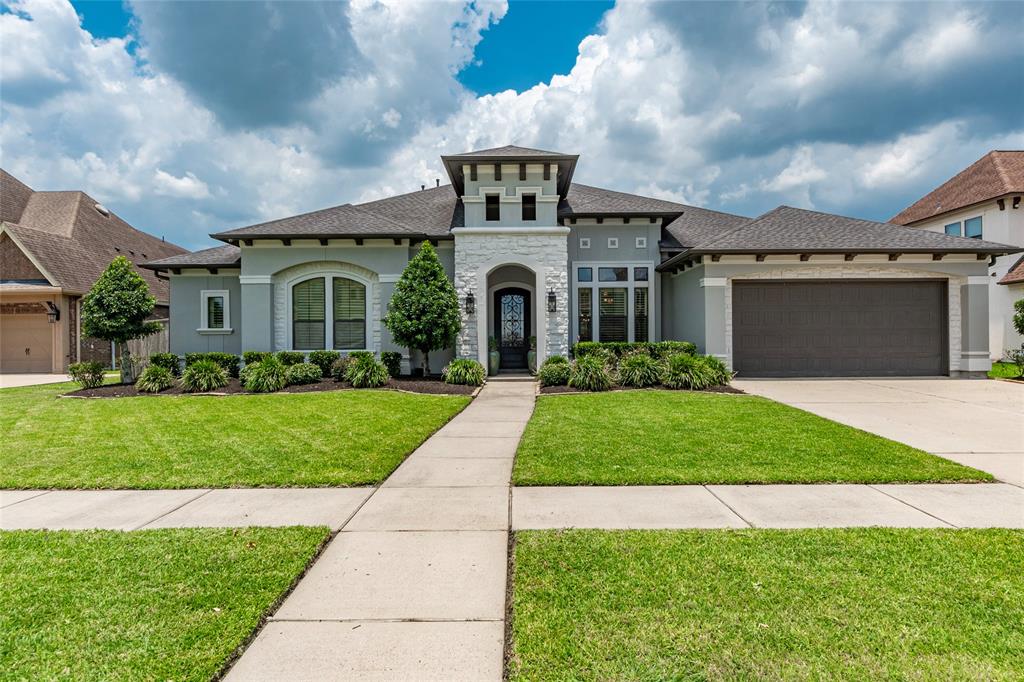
[242,350,271,366]
[618,353,662,387]
[568,355,612,392]
[331,356,353,381]
[243,356,287,393]
[180,359,229,392]
[184,352,239,378]
[381,351,402,378]
[537,355,570,387]
[307,350,340,377]
[345,355,389,388]
[442,358,486,386]
[147,352,180,376]
[136,364,174,393]
[572,340,696,361]
[275,351,306,366]
[285,362,323,386]
[68,361,106,389]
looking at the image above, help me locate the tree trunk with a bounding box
[119,345,137,384]
[423,350,430,376]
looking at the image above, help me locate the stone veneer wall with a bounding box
[453,230,569,364]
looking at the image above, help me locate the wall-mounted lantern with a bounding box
[464,292,475,315]
[45,301,60,324]
[547,289,557,313]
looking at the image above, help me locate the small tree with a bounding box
[81,256,161,383]
[1013,298,1024,337]
[384,242,460,374]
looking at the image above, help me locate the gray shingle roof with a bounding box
[354,184,462,236]
[211,203,416,240]
[141,244,240,270]
[443,144,571,158]
[661,206,752,250]
[560,183,689,216]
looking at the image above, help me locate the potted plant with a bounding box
[488,336,500,376]
[527,335,537,374]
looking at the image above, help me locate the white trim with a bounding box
[239,275,272,285]
[607,237,619,249]
[199,289,230,332]
[571,260,655,343]
[967,276,989,285]
[451,226,570,236]
[284,270,372,352]
[579,237,591,249]
[700,277,727,287]
[379,274,401,283]
[0,224,61,286]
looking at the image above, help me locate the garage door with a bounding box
[0,314,53,373]
[732,280,947,377]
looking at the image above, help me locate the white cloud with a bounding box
[761,146,827,192]
[153,169,211,199]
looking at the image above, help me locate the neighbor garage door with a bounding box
[732,280,947,377]
[0,313,53,373]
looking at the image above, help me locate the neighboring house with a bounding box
[891,151,1024,359]
[0,170,187,373]
[143,145,1019,378]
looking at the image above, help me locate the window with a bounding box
[292,278,326,350]
[634,288,648,342]
[607,237,619,248]
[965,216,983,239]
[633,267,649,282]
[577,267,593,282]
[522,193,536,221]
[599,267,628,282]
[635,237,647,249]
[599,288,627,342]
[199,290,230,331]
[333,278,366,350]
[579,237,591,249]
[485,194,500,221]
[944,222,961,237]
[578,288,592,342]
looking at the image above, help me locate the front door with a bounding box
[494,288,530,370]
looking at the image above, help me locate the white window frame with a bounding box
[635,236,647,249]
[579,237,591,249]
[607,237,619,249]
[571,261,654,344]
[285,272,372,352]
[198,290,231,334]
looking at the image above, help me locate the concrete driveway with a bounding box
[733,378,1024,487]
[0,373,70,388]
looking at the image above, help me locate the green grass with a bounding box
[514,391,991,484]
[0,527,329,681]
[989,361,1023,379]
[0,382,468,488]
[511,528,1024,681]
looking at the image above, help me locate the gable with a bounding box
[0,232,49,283]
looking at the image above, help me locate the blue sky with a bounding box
[3,0,1022,249]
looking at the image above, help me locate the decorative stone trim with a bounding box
[699,277,727,287]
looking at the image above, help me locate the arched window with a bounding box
[333,277,366,350]
[292,278,325,350]
[290,275,367,350]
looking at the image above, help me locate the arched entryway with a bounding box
[492,287,531,369]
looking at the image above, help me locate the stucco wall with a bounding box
[168,274,242,355]
[661,266,706,351]
[462,163,559,227]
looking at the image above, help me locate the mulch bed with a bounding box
[64,376,477,398]
[539,384,744,395]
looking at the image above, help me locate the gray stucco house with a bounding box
[143,145,1019,377]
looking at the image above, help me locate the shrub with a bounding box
[307,350,340,377]
[572,340,697,361]
[538,356,571,387]
[348,350,373,362]
[184,352,239,378]
[243,350,271,366]
[286,362,323,386]
[442,358,486,386]
[276,351,306,366]
[331,356,353,381]
[568,355,612,392]
[654,341,698,358]
[381,351,403,378]
[700,354,733,385]
[180,359,229,392]
[136,364,174,393]
[1013,298,1024,337]
[661,353,730,390]
[1005,347,1024,377]
[68,361,106,389]
[243,357,287,393]
[148,352,180,376]
[618,353,662,388]
[345,355,389,388]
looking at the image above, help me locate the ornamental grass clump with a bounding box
[135,364,175,393]
[345,355,389,388]
[662,353,729,390]
[180,359,229,393]
[538,355,571,387]
[68,361,106,389]
[568,355,613,392]
[618,352,662,388]
[242,356,287,393]
[285,362,323,386]
[442,359,486,386]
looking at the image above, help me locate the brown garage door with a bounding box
[732,280,947,377]
[0,313,53,373]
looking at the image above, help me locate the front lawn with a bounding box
[511,528,1024,680]
[0,382,468,488]
[0,527,329,681]
[989,361,1023,379]
[514,391,990,484]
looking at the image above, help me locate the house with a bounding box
[142,145,1019,378]
[891,151,1024,359]
[0,170,187,373]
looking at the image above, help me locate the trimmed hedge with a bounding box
[572,340,697,361]
[147,352,180,376]
[275,351,306,366]
[331,356,353,381]
[307,350,340,377]
[285,362,323,386]
[242,350,271,366]
[381,351,402,378]
[184,352,240,378]
[69,361,106,389]
[538,356,571,387]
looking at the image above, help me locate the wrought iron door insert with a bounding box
[494,288,530,370]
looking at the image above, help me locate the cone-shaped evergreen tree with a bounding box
[384,242,461,374]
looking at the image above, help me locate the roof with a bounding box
[560,183,689,216]
[441,144,579,197]
[0,170,187,302]
[443,144,571,158]
[142,244,241,270]
[212,202,416,241]
[658,205,1021,271]
[999,254,1024,286]
[891,151,1024,225]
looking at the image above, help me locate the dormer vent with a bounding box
[94,203,110,216]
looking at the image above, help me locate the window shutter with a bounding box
[333,278,366,350]
[206,296,224,329]
[292,278,325,349]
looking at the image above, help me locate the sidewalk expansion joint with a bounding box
[702,485,754,528]
[865,484,959,528]
[133,488,213,530]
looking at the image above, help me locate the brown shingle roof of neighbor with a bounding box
[998,254,1024,286]
[890,151,1024,225]
[142,244,241,270]
[0,170,187,303]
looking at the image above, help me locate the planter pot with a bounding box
[488,351,501,376]
[527,350,537,374]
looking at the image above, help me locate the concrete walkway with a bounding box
[0,373,71,388]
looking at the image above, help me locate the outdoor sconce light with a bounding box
[547,289,557,313]
[464,292,475,315]
[45,301,60,324]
